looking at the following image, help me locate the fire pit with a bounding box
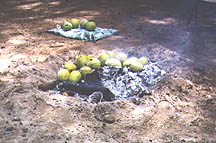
[53,58,165,103]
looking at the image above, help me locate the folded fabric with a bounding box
[47,25,119,41]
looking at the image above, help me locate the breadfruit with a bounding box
[86,22,96,31]
[105,58,122,67]
[68,70,82,82]
[57,69,70,80]
[64,62,77,71]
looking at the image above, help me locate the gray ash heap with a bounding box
[54,51,165,103]
[100,63,165,100]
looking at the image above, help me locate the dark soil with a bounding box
[0,0,216,142]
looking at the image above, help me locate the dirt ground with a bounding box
[0,0,216,142]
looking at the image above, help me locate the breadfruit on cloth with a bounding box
[47,25,119,41]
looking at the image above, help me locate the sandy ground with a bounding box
[0,0,216,142]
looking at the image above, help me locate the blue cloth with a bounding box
[47,25,119,41]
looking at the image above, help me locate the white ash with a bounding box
[99,62,166,100]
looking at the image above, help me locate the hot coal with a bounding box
[55,62,165,103]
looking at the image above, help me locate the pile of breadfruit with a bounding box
[57,51,149,83]
[61,18,96,31]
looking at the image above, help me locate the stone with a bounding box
[103,114,116,123]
